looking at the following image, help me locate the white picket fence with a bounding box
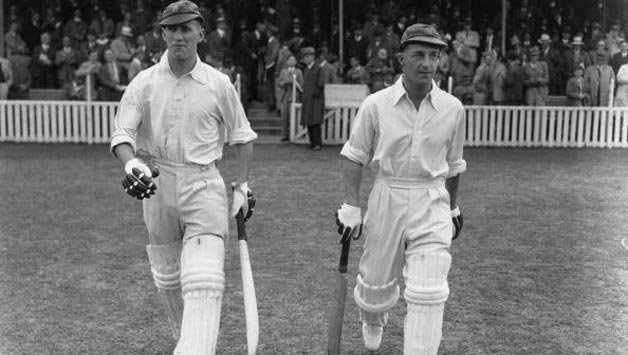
[290,103,628,148]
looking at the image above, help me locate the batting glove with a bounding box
[335,203,362,243]
[231,182,255,221]
[451,206,463,240]
[122,158,159,200]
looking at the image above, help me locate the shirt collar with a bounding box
[159,50,206,84]
[392,75,441,111]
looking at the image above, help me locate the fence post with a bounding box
[447,76,453,94]
[235,73,241,99]
[609,78,614,107]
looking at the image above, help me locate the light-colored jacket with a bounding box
[614,63,628,107]
[583,64,615,107]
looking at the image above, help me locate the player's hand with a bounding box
[231,182,255,221]
[335,203,362,243]
[451,206,463,240]
[121,158,159,200]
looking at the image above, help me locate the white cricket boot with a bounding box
[362,323,384,351]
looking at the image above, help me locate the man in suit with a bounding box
[522,46,549,106]
[300,46,324,151]
[248,21,267,102]
[538,33,564,94]
[610,40,628,74]
[584,51,615,107]
[31,32,57,88]
[208,16,232,59]
[346,27,369,68]
[480,26,500,55]
[263,25,280,111]
[110,26,138,71]
[55,35,81,89]
[98,48,127,101]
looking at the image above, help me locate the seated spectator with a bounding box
[584,50,615,107]
[31,32,57,89]
[73,49,102,100]
[110,26,138,71]
[55,35,81,89]
[98,48,127,102]
[564,36,592,76]
[615,60,628,107]
[4,22,27,57]
[8,52,31,100]
[382,23,401,57]
[0,49,14,99]
[565,64,589,107]
[127,51,145,82]
[89,10,115,40]
[472,51,493,105]
[64,9,88,49]
[345,56,370,85]
[606,22,625,57]
[23,12,43,51]
[345,26,368,68]
[144,21,166,66]
[115,11,135,39]
[366,47,394,92]
[80,32,104,63]
[503,50,526,105]
[523,46,549,106]
[42,7,63,49]
[365,31,386,62]
[611,40,628,75]
[276,54,303,141]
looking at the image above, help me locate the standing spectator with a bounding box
[610,40,628,74]
[274,44,293,110]
[98,48,127,101]
[346,56,370,85]
[450,40,476,104]
[31,32,57,89]
[286,23,305,58]
[565,64,588,107]
[362,12,384,44]
[110,26,137,71]
[455,18,480,66]
[590,39,610,63]
[276,54,303,141]
[319,50,339,85]
[133,0,153,36]
[4,22,27,57]
[23,12,43,51]
[300,46,324,151]
[346,27,369,67]
[522,46,549,106]
[308,22,326,50]
[42,7,63,49]
[538,33,564,95]
[115,11,135,39]
[249,21,267,102]
[208,17,232,59]
[127,51,145,82]
[471,51,492,105]
[7,52,31,100]
[74,49,102,100]
[55,35,80,89]
[366,32,387,62]
[89,10,115,40]
[509,35,527,63]
[382,24,400,58]
[225,54,250,113]
[64,9,88,49]
[606,23,624,57]
[614,61,628,107]
[263,25,280,112]
[490,51,507,105]
[587,22,605,52]
[80,33,103,62]
[564,36,592,76]
[583,51,615,107]
[556,26,572,54]
[481,26,500,55]
[0,49,13,99]
[503,51,526,105]
[144,21,167,66]
[366,48,394,92]
[393,15,407,38]
[435,45,450,90]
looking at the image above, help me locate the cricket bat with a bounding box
[327,237,352,355]
[236,211,259,355]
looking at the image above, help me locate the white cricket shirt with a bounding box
[341,76,466,179]
[111,51,257,165]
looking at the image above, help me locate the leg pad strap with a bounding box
[354,274,400,314]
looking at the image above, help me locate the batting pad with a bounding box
[354,274,400,326]
[175,235,225,355]
[403,250,451,355]
[146,241,184,339]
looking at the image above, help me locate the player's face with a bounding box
[398,43,441,86]
[162,20,204,61]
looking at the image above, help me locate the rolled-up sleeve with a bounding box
[340,98,376,165]
[219,79,257,145]
[446,107,467,177]
[110,80,143,153]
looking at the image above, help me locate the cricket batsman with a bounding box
[335,23,466,354]
[109,1,257,354]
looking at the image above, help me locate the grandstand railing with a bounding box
[290,103,628,148]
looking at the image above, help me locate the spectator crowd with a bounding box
[1,0,628,112]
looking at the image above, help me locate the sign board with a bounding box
[324,84,369,107]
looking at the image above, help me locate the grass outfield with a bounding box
[0,143,627,355]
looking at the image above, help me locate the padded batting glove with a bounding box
[231,182,255,221]
[335,203,362,243]
[122,158,159,200]
[452,206,463,240]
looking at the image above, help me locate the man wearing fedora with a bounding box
[538,33,564,94]
[110,1,257,354]
[584,50,615,106]
[300,46,324,150]
[563,36,592,78]
[337,23,466,354]
[523,46,549,106]
[110,25,139,71]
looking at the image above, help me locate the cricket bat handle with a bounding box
[327,238,351,355]
[236,212,259,355]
